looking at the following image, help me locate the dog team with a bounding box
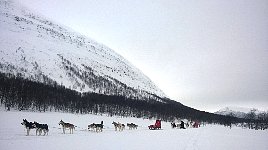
[21,119,138,136]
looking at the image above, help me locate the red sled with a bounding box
[148,120,161,130]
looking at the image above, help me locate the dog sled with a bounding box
[148,120,161,130]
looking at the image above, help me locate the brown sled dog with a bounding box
[59,120,75,134]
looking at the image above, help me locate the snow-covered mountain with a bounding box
[0,0,166,101]
[214,106,267,119]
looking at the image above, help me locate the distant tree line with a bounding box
[1,72,267,127]
[226,109,268,130]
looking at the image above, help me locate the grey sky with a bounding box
[17,0,268,112]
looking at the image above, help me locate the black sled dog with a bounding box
[21,119,35,136]
[33,121,49,136]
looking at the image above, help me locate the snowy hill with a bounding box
[214,106,267,119]
[0,0,166,101]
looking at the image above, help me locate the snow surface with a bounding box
[0,108,267,150]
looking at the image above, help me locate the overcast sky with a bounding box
[17,0,268,112]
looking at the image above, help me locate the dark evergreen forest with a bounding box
[1,72,267,127]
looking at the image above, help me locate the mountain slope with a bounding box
[0,0,166,101]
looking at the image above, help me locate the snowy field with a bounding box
[0,108,267,150]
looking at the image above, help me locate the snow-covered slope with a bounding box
[214,106,267,118]
[0,0,166,100]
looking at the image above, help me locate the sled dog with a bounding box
[112,122,124,131]
[88,121,104,132]
[88,123,95,131]
[21,119,36,136]
[59,120,75,134]
[33,121,49,136]
[95,121,104,132]
[127,123,138,130]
